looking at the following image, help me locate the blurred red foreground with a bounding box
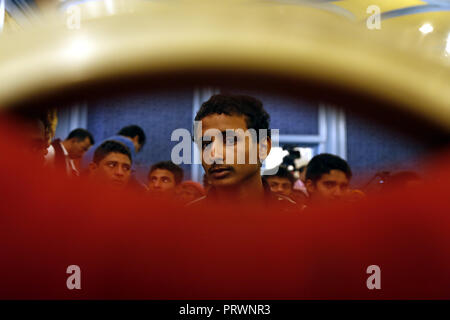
[1,119,450,299]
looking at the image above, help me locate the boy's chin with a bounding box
[210,177,237,187]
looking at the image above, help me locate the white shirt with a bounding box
[45,141,79,176]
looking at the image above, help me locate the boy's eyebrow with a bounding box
[203,130,228,135]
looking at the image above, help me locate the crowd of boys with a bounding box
[10,93,422,209]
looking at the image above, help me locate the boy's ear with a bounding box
[66,138,74,147]
[88,162,98,174]
[258,136,272,162]
[305,179,315,195]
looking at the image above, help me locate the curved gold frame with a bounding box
[0,1,449,131]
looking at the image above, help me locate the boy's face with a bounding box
[266,176,293,197]
[177,185,203,204]
[198,114,270,188]
[89,152,131,189]
[21,119,49,163]
[148,169,176,193]
[26,120,49,161]
[306,169,350,202]
[69,137,92,159]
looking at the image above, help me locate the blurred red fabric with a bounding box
[0,118,449,299]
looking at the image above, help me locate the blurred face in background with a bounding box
[148,169,176,194]
[299,168,307,183]
[266,176,293,197]
[89,152,131,189]
[306,169,350,202]
[127,135,141,153]
[67,137,92,159]
[177,184,204,204]
[22,119,49,163]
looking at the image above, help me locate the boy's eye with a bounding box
[107,162,116,168]
[324,181,336,188]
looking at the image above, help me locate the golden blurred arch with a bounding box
[0,0,449,133]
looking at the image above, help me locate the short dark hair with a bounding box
[263,166,296,185]
[148,161,184,185]
[118,125,146,149]
[306,153,352,183]
[66,128,94,145]
[194,94,270,141]
[93,140,132,164]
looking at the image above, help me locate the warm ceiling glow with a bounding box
[63,36,94,61]
[419,23,433,34]
[445,33,450,56]
[0,0,5,31]
[105,0,115,15]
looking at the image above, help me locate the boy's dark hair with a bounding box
[93,140,132,164]
[263,166,296,185]
[148,161,184,185]
[306,153,352,183]
[194,94,271,141]
[118,125,146,149]
[66,128,95,145]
